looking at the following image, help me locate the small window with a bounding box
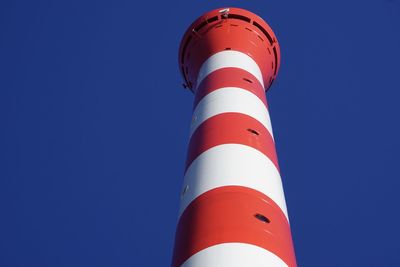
[255,213,270,223]
[181,185,189,197]
[247,128,260,136]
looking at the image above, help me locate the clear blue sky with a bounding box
[1,0,399,266]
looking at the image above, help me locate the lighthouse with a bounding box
[171,7,297,267]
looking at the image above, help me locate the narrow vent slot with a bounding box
[194,20,207,32]
[207,16,218,23]
[194,16,219,32]
[273,46,278,75]
[227,13,251,22]
[253,21,273,45]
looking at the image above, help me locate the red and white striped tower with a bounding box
[171,7,297,267]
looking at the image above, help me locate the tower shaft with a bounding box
[172,8,297,267]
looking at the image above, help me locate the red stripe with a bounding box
[193,67,268,110]
[185,113,278,173]
[171,186,296,267]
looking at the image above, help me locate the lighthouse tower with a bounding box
[171,7,297,267]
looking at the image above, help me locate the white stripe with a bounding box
[179,144,288,220]
[190,87,273,138]
[181,243,288,267]
[196,50,265,88]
